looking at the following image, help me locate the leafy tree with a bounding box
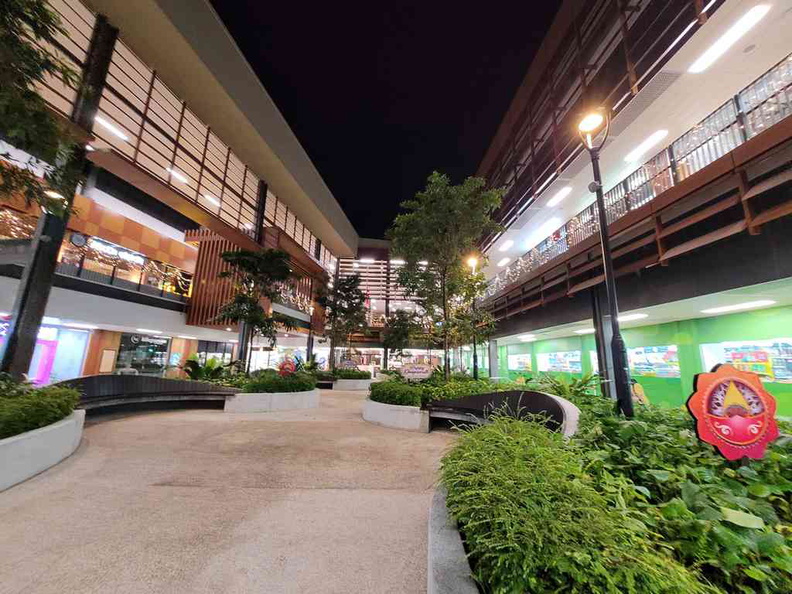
[215,249,295,367]
[388,171,502,378]
[317,274,366,370]
[0,0,81,214]
[382,309,420,360]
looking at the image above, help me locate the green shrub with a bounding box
[441,415,713,594]
[0,385,80,439]
[369,382,422,406]
[334,369,372,380]
[243,371,317,393]
[313,370,335,382]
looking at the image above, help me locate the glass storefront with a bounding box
[115,333,171,376]
[196,340,236,365]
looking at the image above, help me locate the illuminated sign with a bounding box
[687,364,779,460]
[88,238,145,266]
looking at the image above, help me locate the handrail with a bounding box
[486,52,792,299]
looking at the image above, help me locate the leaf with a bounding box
[743,566,768,581]
[633,485,651,498]
[647,469,671,482]
[748,483,772,498]
[720,507,765,529]
[660,498,689,519]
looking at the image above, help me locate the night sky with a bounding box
[210,1,561,239]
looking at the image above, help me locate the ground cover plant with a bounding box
[0,374,80,439]
[441,372,792,593]
[242,370,316,393]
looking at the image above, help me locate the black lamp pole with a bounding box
[580,111,634,418]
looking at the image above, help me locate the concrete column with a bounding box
[488,339,499,381]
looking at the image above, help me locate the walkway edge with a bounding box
[428,487,479,594]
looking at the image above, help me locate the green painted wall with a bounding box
[496,305,792,416]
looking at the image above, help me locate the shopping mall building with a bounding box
[0,0,358,382]
[468,0,792,416]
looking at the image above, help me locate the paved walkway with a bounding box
[0,390,455,594]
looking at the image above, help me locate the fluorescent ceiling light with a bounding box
[688,5,771,74]
[360,258,375,263]
[167,168,189,184]
[203,194,220,207]
[390,259,405,265]
[547,186,572,208]
[64,322,98,330]
[701,300,776,314]
[575,328,596,335]
[352,263,359,269]
[497,257,511,267]
[178,335,197,340]
[136,328,161,334]
[618,313,649,322]
[519,334,536,342]
[42,316,61,325]
[624,130,668,163]
[95,116,129,141]
[44,190,64,199]
[229,339,239,343]
[226,327,233,331]
[498,240,514,252]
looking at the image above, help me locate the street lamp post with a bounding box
[578,110,634,418]
[467,256,479,380]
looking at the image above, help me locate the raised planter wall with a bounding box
[428,488,479,594]
[0,409,85,492]
[334,378,373,391]
[224,389,320,413]
[362,398,429,432]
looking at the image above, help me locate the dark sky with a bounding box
[210,1,561,239]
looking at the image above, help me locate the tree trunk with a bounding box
[329,332,336,372]
[441,277,450,380]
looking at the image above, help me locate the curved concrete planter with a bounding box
[0,409,85,492]
[333,378,373,391]
[224,389,319,413]
[428,488,478,594]
[363,398,429,432]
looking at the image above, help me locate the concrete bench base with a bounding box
[224,389,319,413]
[363,398,429,432]
[0,409,85,492]
[333,378,373,391]
[428,487,478,594]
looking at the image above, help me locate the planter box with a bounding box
[224,389,319,413]
[362,397,429,432]
[0,409,85,492]
[428,488,478,594]
[333,378,373,391]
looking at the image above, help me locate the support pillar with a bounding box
[488,339,499,381]
[0,15,118,378]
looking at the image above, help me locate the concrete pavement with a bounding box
[0,390,455,594]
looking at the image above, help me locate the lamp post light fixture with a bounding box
[467,255,480,380]
[577,109,634,418]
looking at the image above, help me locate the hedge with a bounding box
[369,382,422,406]
[0,384,80,440]
[243,371,317,393]
[333,369,372,380]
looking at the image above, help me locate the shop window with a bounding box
[116,333,171,376]
[701,339,792,383]
[537,351,581,373]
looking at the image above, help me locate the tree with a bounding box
[0,0,81,214]
[382,309,420,361]
[317,274,366,370]
[387,171,502,379]
[216,249,295,370]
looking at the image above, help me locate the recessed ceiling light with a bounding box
[178,335,197,340]
[497,257,511,267]
[136,328,161,334]
[360,258,375,263]
[42,316,61,325]
[575,328,596,335]
[624,130,668,163]
[226,327,233,331]
[618,313,649,322]
[498,240,514,252]
[688,5,771,73]
[229,339,238,343]
[95,116,129,141]
[166,168,189,184]
[64,322,98,330]
[701,300,776,314]
[547,186,572,208]
[519,334,536,342]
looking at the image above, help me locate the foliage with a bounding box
[0,373,79,439]
[0,0,82,214]
[536,371,602,401]
[369,381,422,407]
[441,415,711,594]
[381,309,419,356]
[387,172,502,379]
[215,249,295,352]
[243,370,317,393]
[313,370,335,382]
[182,355,226,381]
[317,274,367,369]
[333,368,371,380]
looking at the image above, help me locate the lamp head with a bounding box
[578,108,609,150]
[466,256,479,270]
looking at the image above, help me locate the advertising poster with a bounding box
[629,345,681,378]
[701,339,792,383]
[507,353,532,373]
[537,351,582,373]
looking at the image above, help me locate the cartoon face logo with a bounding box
[687,364,779,460]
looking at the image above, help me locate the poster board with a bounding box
[537,351,582,373]
[99,349,116,373]
[507,353,532,372]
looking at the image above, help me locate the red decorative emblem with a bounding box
[687,364,779,460]
[278,359,296,377]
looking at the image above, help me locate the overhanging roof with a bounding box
[85,0,358,258]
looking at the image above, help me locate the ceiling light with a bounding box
[166,167,189,184]
[519,334,536,342]
[64,322,98,330]
[178,335,197,340]
[360,258,375,263]
[701,300,776,314]
[42,316,61,325]
[44,190,64,199]
[575,328,596,335]
[85,145,95,152]
[95,116,129,141]
[547,186,572,208]
[418,260,428,265]
[136,328,161,334]
[497,257,511,267]
[203,194,220,207]
[352,263,359,269]
[688,5,771,74]
[284,333,289,338]
[229,339,238,343]
[498,240,514,252]
[618,313,649,322]
[624,130,668,163]
[226,327,233,331]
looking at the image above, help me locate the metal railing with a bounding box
[486,52,792,299]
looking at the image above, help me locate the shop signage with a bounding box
[687,364,779,460]
[88,238,145,266]
[401,363,433,381]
